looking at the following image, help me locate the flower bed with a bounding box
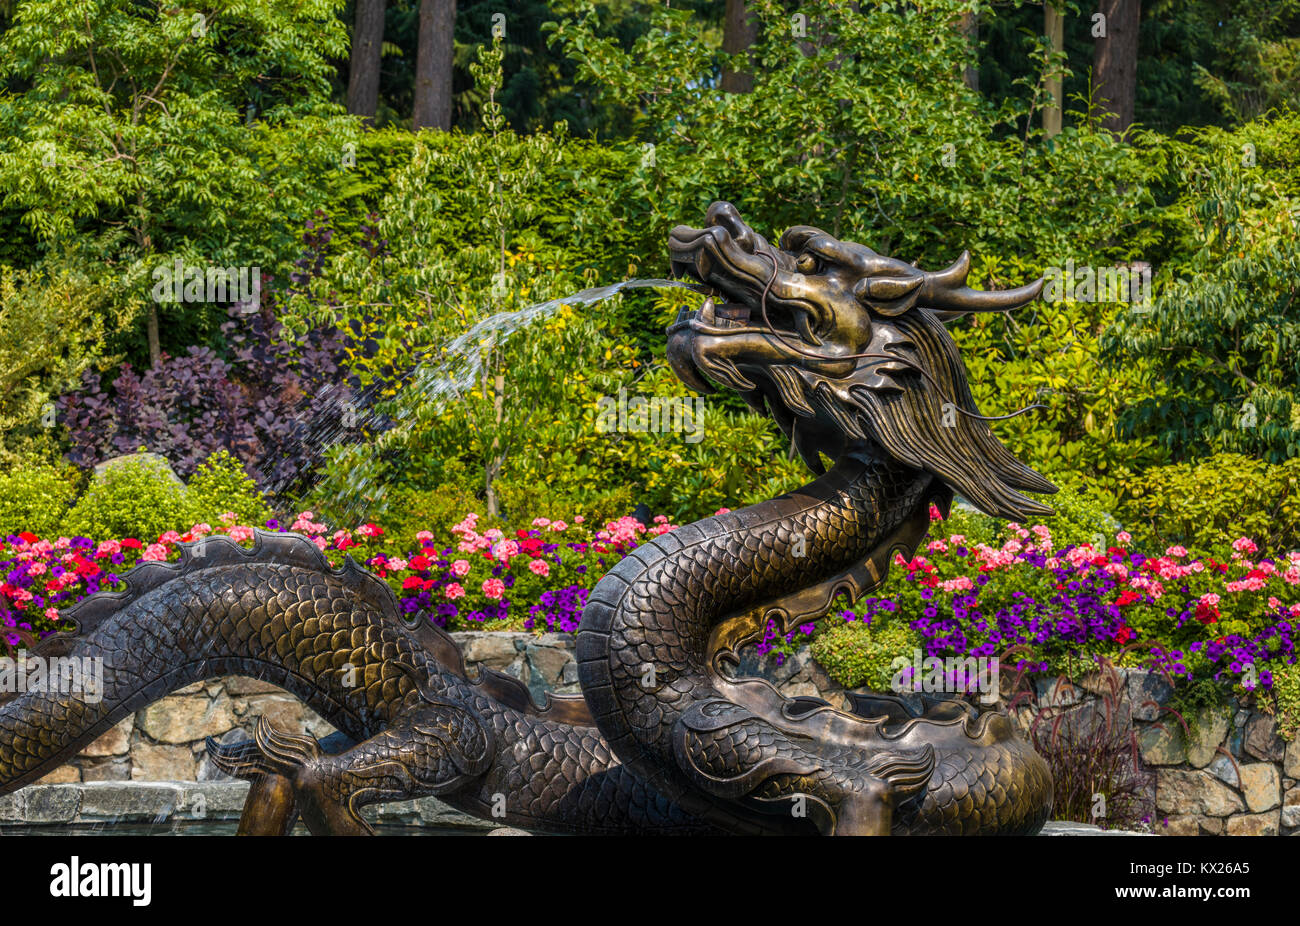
[4,503,1297,714]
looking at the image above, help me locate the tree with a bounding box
[1094,0,1142,133]
[413,0,456,130]
[347,0,387,124]
[721,0,758,93]
[0,0,358,368]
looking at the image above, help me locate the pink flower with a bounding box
[493,540,519,562]
[220,511,238,525]
[484,528,504,541]
[228,526,255,542]
[141,543,169,561]
[1165,545,1188,558]
[416,530,434,543]
[44,607,59,621]
[312,536,328,551]
[531,518,551,528]
[1200,593,1221,606]
[1232,537,1258,554]
[159,530,182,544]
[528,559,550,577]
[574,516,585,524]
[27,561,46,576]
[444,583,465,600]
[482,578,505,600]
[95,540,121,558]
[1116,531,1131,544]
[190,523,212,537]
[386,557,408,571]
[549,521,567,532]
[451,560,470,577]
[716,508,732,516]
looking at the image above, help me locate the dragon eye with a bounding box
[795,252,820,274]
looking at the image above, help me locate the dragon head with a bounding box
[667,201,1056,520]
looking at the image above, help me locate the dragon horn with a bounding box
[919,249,1044,314]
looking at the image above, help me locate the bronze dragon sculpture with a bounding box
[0,203,1055,835]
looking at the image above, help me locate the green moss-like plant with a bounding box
[60,456,192,542]
[810,618,926,691]
[1267,661,1300,742]
[0,463,81,540]
[186,451,273,528]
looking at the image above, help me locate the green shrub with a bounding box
[1268,661,1300,742]
[0,463,80,539]
[810,618,926,691]
[1117,453,1300,555]
[60,457,193,542]
[186,451,273,529]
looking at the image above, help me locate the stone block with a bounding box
[131,743,197,781]
[77,782,180,821]
[1138,722,1188,766]
[78,756,131,782]
[1128,671,1173,721]
[80,717,133,757]
[137,692,238,743]
[21,785,81,823]
[36,765,81,785]
[1285,737,1300,779]
[1239,763,1280,813]
[1226,811,1279,836]
[1186,707,1230,768]
[1243,713,1286,762]
[1156,769,1243,817]
[1206,754,1241,789]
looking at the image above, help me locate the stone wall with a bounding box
[13,632,1297,835]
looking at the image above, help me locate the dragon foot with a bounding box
[212,699,496,835]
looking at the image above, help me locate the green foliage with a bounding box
[0,0,359,363]
[0,260,121,467]
[1103,114,1300,465]
[185,452,273,529]
[1268,659,1300,740]
[1118,453,1300,555]
[809,618,925,691]
[0,463,80,539]
[60,456,193,542]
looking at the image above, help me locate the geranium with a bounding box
[482,578,506,600]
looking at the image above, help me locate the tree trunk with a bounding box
[959,9,979,92]
[1043,3,1064,137]
[1093,0,1141,134]
[147,303,161,367]
[413,0,456,131]
[721,0,758,94]
[347,0,386,124]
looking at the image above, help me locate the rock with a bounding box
[222,676,288,696]
[1156,769,1244,817]
[1034,677,1082,708]
[458,632,522,671]
[1243,713,1285,761]
[137,692,238,743]
[1186,707,1231,768]
[173,681,206,696]
[80,717,133,757]
[1239,763,1281,812]
[1038,821,1148,836]
[36,765,81,785]
[1199,816,1224,835]
[1206,754,1241,789]
[92,452,185,489]
[1282,804,1300,829]
[1076,668,1126,698]
[239,695,335,740]
[178,781,250,818]
[131,743,197,781]
[0,791,24,823]
[363,799,422,825]
[1138,722,1188,765]
[77,756,131,782]
[1285,738,1300,779]
[1128,671,1173,722]
[77,782,180,821]
[416,797,494,830]
[561,661,579,686]
[22,785,81,824]
[1226,811,1280,836]
[525,643,571,688]
[487,826,532,835]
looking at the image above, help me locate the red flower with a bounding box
[1116,590,1140,606]
[18,531,39,543]
[408,555,430,570]
[1194,602,1219,625]
[515,529,531,539]
[401,576,424,590]
[121,538,142,549]
[1115,626,1134,643]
